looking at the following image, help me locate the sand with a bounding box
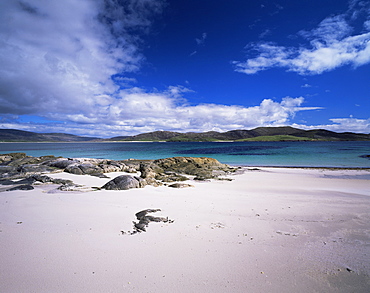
[0,167,369,292]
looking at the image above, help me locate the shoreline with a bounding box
[1,141,370,169]
[1,166,369,292]
[233,165,370,170]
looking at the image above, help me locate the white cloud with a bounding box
[1,1,367,137]
[298,15,352,42]
[196,32,207,45]
[0,95,321,137]
[234,2,370,75]
[0,0,164,116]
[0,1,322,137]
[292,117,370,134]
[98,94,317,135]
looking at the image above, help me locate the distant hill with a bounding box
[108,131,178,142]
[0,129,98,142]
[106,126,370,142]
[1,127,370,142]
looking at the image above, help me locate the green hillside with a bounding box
[237,135,315,142]
[1,127,369,142]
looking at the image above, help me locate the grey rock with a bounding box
[102,175,146,190]
[140,163,162,179]
[48,159,78,169]
[0,153,27,163]
[57,184,83,191]
[65,163,104,176]
[128,209,173,234]
[168,183,194,188]
[65,164,84,175]
[152,157,237,179]
[156,173,189,182]
[98,163,122,173]
[0,166,18,178]
[30,174,53,183]
[78,163,103,174]
[7,156,56,167]
[0,178,17,185]
[15,177,38,185]
[17,164,55,174]
[7,184,34,191]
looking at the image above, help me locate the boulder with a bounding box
[78,163,103,175]
[65,163,103,176]
[48,158,79,169]
[101,175,146,190]
[64,164,84,175]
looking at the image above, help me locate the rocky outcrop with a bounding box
[153,157,236,179]
[48,158,79,169]
[1,174,75,192]
[0,153,59,179]
[48,158,136,177]
[139,163,163,187]
[0,152,28,163]
[101,157,237,190]
[0,153,237,192]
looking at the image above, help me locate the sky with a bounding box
[0,0,369,138]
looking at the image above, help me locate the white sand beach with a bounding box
[1,167,369,292]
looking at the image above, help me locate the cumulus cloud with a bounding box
[3,1,364,137]
[292,117,370,134]
[0,1,324,137]
[0,0,164,117]
[234,1,370,75]
[0,94,320,137]
[67,94,318,136]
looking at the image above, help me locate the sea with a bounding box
[1,141,370,168]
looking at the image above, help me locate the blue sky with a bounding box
[0,0,369,137]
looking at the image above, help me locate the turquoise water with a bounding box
[0,141,369,168]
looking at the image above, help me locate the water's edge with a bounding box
[0,141,369,168]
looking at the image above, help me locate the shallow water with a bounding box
[0,141,369,168]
